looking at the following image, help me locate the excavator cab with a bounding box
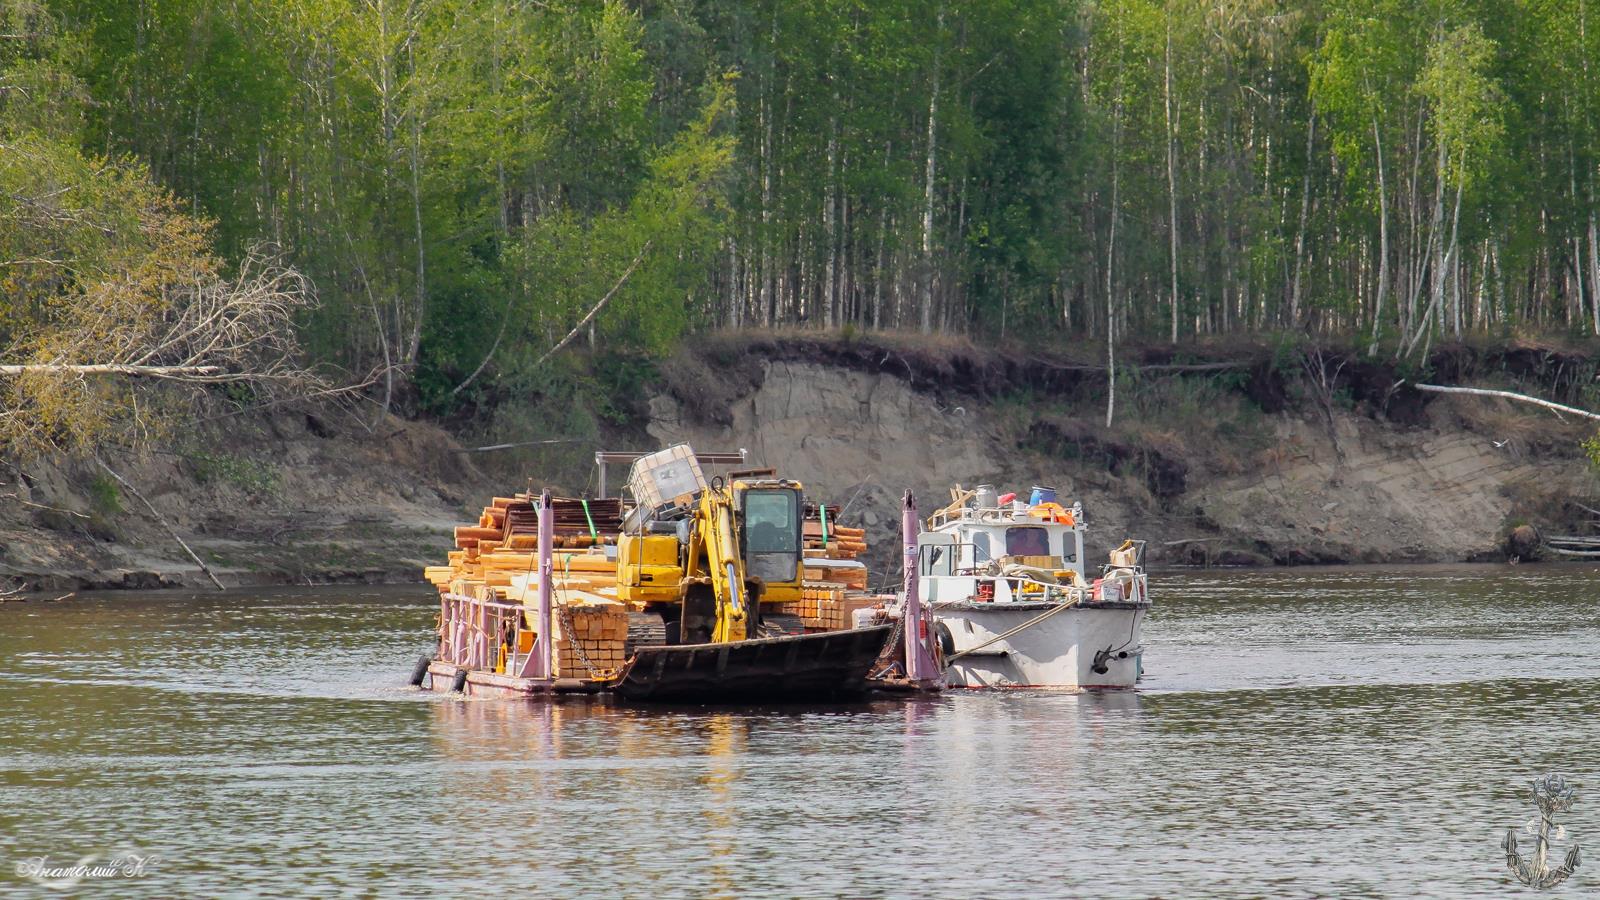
[737,482,803,603]
[640,477,802,645]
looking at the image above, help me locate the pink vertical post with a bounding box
[533,489,555,680]
[451,598,467,665]
[902,490,939,684]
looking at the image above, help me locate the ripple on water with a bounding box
[1,572,1597,897]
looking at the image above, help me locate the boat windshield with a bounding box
[1005,526,1050,557]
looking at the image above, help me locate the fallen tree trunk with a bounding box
[0,364,224,378]
[530,239,654,371]
[95,458,226,591]
[1025,359,1250,376]
[1412,383,1600,422]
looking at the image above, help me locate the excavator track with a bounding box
[757,613,806,638]
[613,624,895,702]
[625,612,668,655]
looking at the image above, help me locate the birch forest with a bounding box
[5,0,1600,413]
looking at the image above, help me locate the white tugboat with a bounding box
[917,485,1150,689]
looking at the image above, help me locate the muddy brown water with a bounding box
[2,565,1597,897]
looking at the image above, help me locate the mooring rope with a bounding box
[944,596,1083,664]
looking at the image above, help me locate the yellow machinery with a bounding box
[617,476,805,646]
[605,446,894,702]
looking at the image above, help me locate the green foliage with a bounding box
[190,452,280,496]
[1584,431,1600,474]
[87,474,121,516]
[8,0,1600,432]
[590,354,659,427]
[1417,22,1504,190]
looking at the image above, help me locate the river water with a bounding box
[2,565,1597,897]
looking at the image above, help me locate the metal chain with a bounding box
[868,610,906,680]
[556,600,615,680]
[550,552,612,681]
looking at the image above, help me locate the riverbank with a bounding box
[0,413,494,592]
[4,331,1597,591]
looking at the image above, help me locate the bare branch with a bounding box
[2,246,340,453]
[0,491,89,518]
[0,364,224,377]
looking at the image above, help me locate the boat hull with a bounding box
[936,601,1148,689]
[614,625,895,702]
[422,625,896,702]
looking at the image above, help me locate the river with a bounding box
[2,565,1596,897]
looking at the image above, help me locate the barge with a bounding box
[414,445,942,701]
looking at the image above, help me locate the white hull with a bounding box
[936,603,1147,689]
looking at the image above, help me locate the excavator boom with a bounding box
[700,488,748,642]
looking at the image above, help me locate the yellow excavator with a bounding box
[611,465,890,701]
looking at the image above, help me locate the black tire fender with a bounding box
[933,620,956,666]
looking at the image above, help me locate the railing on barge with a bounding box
[437,591,536,676]
[430,488,564,690]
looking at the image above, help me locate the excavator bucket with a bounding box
[613,625,895,702]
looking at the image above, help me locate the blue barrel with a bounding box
[1029,485,1056,506]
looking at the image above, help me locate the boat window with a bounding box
[1005,526,1050,557]
[743,490,799,553]
[970,532,992,563]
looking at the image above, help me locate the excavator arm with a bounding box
[697,486,749,642]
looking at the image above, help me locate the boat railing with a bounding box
[439,591,534,677]
[919,540,987,577]
[926,503,1086,532]
[921,541,1103,605]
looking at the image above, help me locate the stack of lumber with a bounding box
[791,505,884,630]
[780,585,883,631]
[451,495,623,552]
[804,560,868,590]
[425,548,618,599]
[792,504,883,631]
[426,492,623,601]
[551,600,628,679]
[802,520,868,559]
